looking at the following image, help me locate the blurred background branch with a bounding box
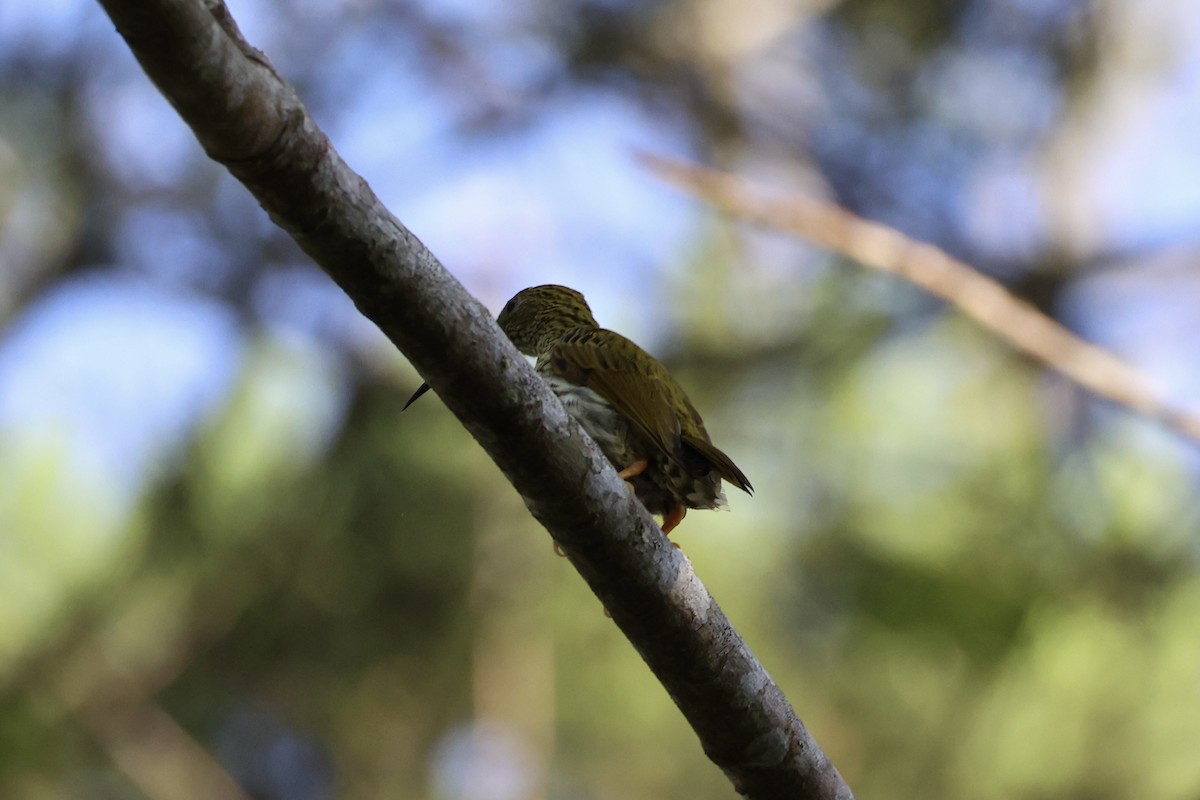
[644,154,1200,443]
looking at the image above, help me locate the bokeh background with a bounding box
[3,0,1200,798]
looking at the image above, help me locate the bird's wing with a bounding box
[544,328,683,459]
[680,430,754,494]
[546,327,753,495]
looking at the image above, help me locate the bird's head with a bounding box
[497,284,599,356]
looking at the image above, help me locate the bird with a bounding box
[403,284,752,536]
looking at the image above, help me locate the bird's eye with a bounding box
[500,298,518,317]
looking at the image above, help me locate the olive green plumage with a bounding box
[406,284,752,531]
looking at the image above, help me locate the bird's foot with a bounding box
[662,503,687,536]
[617,459,649,491]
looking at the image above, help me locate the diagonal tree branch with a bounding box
[93,1,854,797]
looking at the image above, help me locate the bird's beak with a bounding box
[402,382,432,411]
